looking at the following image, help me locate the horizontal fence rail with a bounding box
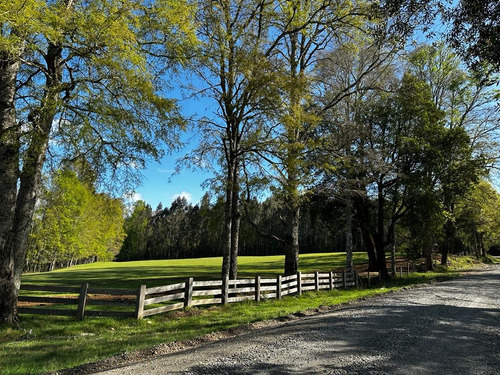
[18,267,390,320]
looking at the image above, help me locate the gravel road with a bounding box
[96,266,500,375]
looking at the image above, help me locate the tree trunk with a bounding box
[375,234,389,280]
[376,180,389,279]
[480,233,486,257]
[345,201,353,272]
[390,238,396,277]
[0,41,63,323]
[284,204,300,276]
[422,233,434,271]
[473,231,480,260]
[441,217,455,266]
[229,163,240,280]
[221,180,232,279]
[365,234,378,271]
[0,56,22,324]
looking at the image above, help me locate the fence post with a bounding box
[222,275,229,305]
[297,272,302,296]
[255,276,261,302]
[367,271,371,287]
[342,271,347,289]
[399,266,403,278]
[355,271,359,288]
[276,275,282,299]
[184,277,193,308]
[135,285,146,319]
[329,271,334,290]
[314,271,320,292]
[77,283,89,321]
[407,263,410,276]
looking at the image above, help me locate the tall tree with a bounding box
[351,74,446,278]
[313,37,398,271]
[262,0,370,275]
[406,43,492,265]
[185,0,281,279]
[0,0,196,323]
[267,0,431,275]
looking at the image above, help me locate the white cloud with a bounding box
[131,192,143,202]
[170,191,193,203]
[123,191,143,203]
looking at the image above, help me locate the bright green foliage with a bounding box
[455,180,500,254]
[0,0,45,54]
[12,0,197,186]
[27,170,125,270]
[405,43,492,263]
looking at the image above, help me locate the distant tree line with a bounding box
[117,177,500,265]
[117,194,364,261]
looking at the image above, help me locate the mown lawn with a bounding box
[20,252,369,289]
[1,253,492,375]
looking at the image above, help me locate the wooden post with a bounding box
[222,275,229,305]
[343,271,347,289]
[399,266,402,278]
[355,271,359,288]
[378,272,382,284]
[255,276,261,302]
[407,263,410,276]
[367,271,371,287]
[77,283,89,321]
[184,277,193,308]
[297,272,302,295]
[135,285,146,319]
[329,271,334,290]
[314,271,320,292]
[276,275,282,299]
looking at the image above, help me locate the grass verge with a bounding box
[1,254,494,375]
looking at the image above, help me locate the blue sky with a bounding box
[129,130,214,208]
[120,57,219,208]
[129,87,217,208]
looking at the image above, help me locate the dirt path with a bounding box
[94,266,500,374]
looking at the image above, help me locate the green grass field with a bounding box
[21,252,369,289]
[1,253,492,375]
